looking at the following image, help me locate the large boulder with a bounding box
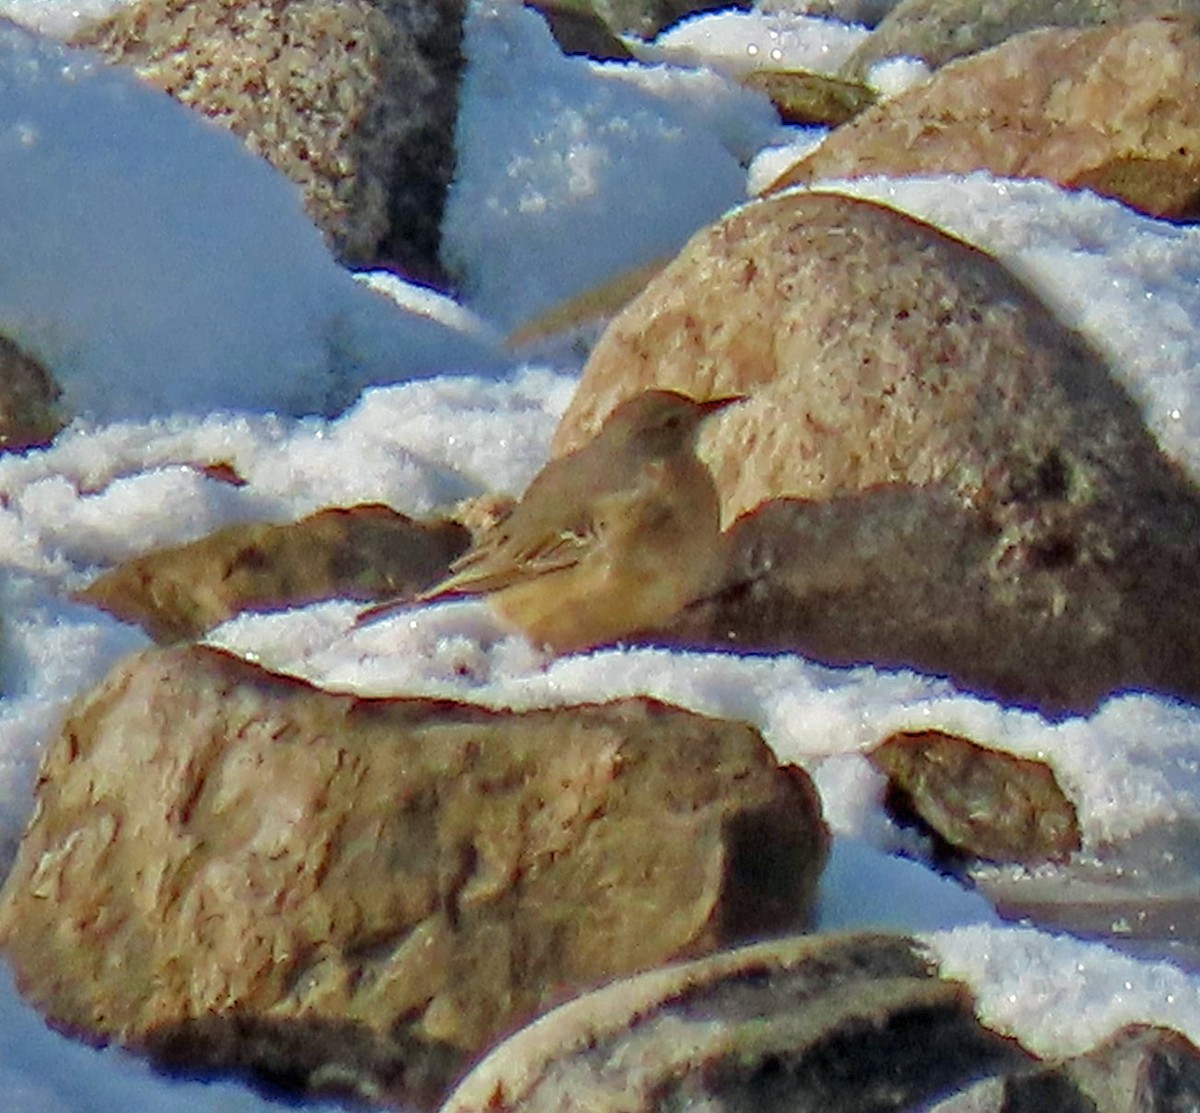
[0,644,827,1107]
[554,191,1200,712]
[770,18,1200,222]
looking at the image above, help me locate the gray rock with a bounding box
[924,1024,1200,1113]
[441,932,1033,1112]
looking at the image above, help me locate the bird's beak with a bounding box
[699,394,747,417]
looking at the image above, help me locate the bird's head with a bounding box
[602,390,745,460]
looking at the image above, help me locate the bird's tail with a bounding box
[353,595,418,627]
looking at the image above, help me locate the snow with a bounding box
[629,8,869,75]
[0,18,506,423]
[0,0,1197,1107]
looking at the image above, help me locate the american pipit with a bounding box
[358,389,742,653]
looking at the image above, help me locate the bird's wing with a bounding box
[417,513,598,601]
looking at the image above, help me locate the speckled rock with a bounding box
[869,729,1081,865]
[74,504,469,642]
[555,191,1200,712]
[770,18,1200,222]
[0,644,827,1108]
[441,933,1033,1113]
[0,333,63,452]
[72,0,466,282]
[840,0,1200,80]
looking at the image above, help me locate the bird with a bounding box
[356,389,743,654]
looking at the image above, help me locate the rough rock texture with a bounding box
[771,18,1200,222]
[840,0,1200,80]
[441,933,1033,1112]
[0,644,827,1108]
[0,334,63,452]
[74,504,469,642]
[554,191,1200,713]
[869,729,1081,865]
[71,0,466,282]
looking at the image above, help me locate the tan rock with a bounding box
[71,0,465,281]
[555,191,1200,712]
[740,69,876,127]
[554,191,1179,524]
[840,0,1200,80]
[441,932,1034,1112]
[74,504,470,643]
[771,18,1200,221]
[0,644,826,1107]
[0,334,64,452]
[869,729,1082,865]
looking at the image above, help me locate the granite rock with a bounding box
[555,191,1200,712]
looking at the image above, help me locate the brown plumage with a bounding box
[357,389,742,653]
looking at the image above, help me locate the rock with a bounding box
[523,0,635,58]
[839,0,1200,81]
[73,504,470,643]
[441,932,1034,1112]
[770,18,1200,222]
[740,69,876,127]
[545,0,748,40]
[554,191,1200,713]
[0,334,64,452]
[868,729,1081,865]
[759,0,898,24]
[0,644,827,1108]
[71,0,466,283]
[505,256,669,353]
[1061,1024,1200,1113]
[927,1025,1200,1113]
